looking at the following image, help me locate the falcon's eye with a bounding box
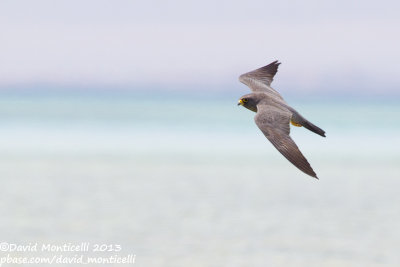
[242,98,249,103]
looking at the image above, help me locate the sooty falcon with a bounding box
[238,61,325,179]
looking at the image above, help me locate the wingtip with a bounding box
[310,172,319,179]
[272,60,281,65]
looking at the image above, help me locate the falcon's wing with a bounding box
[254,105,318,179]
[239,61,284,100]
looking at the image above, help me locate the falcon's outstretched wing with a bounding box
[254,105,318,179]
[239,61,284,100]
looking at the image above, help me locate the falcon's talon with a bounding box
[290,120,302,127]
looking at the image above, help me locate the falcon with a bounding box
[238,61,325,179]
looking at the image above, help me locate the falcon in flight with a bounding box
[238,61,325,179]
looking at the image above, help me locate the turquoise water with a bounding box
[0,91,399,266]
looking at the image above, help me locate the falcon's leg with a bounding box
[290,120,302,127]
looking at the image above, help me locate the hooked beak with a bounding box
[237,99,244,106]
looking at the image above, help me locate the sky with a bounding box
[0,0,399,94]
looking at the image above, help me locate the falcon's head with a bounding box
[238,93,259,112]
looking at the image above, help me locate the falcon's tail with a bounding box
[302,120,326,137]
[291,111,326,137]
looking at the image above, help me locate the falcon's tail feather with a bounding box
[302,120,326,137]
[290,111,326,137]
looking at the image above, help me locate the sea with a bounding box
[0,90,399,266]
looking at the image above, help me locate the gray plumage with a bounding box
[238,61,325,179]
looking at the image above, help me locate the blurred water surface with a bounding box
[0,91,399,267]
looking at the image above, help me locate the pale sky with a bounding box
[0,0,399,93]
